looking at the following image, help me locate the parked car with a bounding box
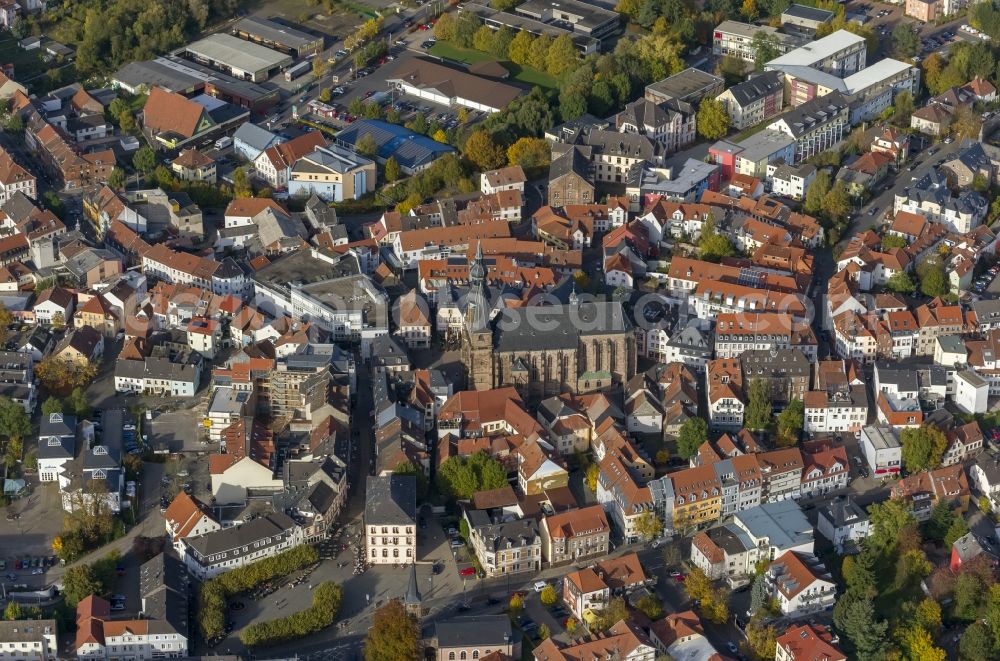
[533,581,548,592]
[459,567,476,577]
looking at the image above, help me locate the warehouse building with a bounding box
[387,60,523,114]
[233,16,324,58]
[184,34,292,83]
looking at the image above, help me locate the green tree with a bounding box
[463,131,506,171]
[66,387,91,419]
[803,170,831,216]
[892,23,920,57]
[899,625,946,661]
[918,261,949,297]
[960,621,993,661]
[508,30,534,65]
[676,417,708,460]
[585,462,600,492]
[835,594,887,660]
[0,396,30,441]
[384,156,400,183]
[746,621,777,660]
[893,90,914,126]
[696,98,731,140]
[900,424,948,473]
[506,137,550,175]
[594,597,628,631]
[546,35,578,77]
[881,234,908,250]
[41,397,63,417]
[132,146,156,174]
[698,218,735,262]
[364,600,420,661]
[62,564,102,608]
[527,34,552,71]
[3,601,20,621]
[823,181,851,223]
[951,104,983,141]
[3,114,23,134]
[868,499,918,552]
[637,593,664,619]
[472,25,494,53]
[107,167,126,190]
[752,31,780,71]
[540,585,558,607]
[233,167,252,198]
[356,133,378,158]
[635,511,664,541]
[945,516,970,547]
[435,452,507,499]
[886,270,917,294]
[775,398,803,446]
[923,500,956,542]
[745,379,772,431]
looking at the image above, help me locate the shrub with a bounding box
[197,545,319,641]
[240,581,343,647]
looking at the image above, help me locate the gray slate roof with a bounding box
[365,474,416,526]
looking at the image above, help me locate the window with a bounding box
[461,653,467,660]
[449,655,455,660]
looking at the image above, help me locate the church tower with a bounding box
[462,242,495,390]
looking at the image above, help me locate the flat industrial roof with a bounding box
[234,16,321,50]
[186,33,292,74]
[645,67,724,102]
[516,0,618,30]
[782,3,835,22]
[765,29,866,68]
[842,58,914,94]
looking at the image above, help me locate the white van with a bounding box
[214,136,233,149]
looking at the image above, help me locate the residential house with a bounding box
[775,624,846,661]
[716,71,785,130]
[182,512,298,579]
[36,412,76,484]
[764,551,836,616]
[816,496,870,552]
[287,145,376,202]
[891,464,971,520]
[253,131,327,189]
[539,504,610,566]
[171,148,216,183]
[33,286,74,325]
[468,513,541,577]
[365,474,416,565]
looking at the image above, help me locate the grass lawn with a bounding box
[733,119,772,142]
[428,42,558,89]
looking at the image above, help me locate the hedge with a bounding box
[198,545,319,641]
[239,581,343,647]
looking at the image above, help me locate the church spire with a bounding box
[470,240,486,285]
[404,561,422,609]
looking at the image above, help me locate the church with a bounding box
[461,244,636,400]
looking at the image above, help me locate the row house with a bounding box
[562,553,649,622]
[891,464,970,520]
[468,514,541,577]
[480,165,526,195]
[705,358,744,430]
[715,312,817,362]
[803,386,867,435]
[690,280,808,322]
[457,190,524,225]
[916,298,965,355]
[758,447,804,502]
[637,200,714,244]
[614,97,696,156]
[799,442,849,498]
[941,420,984,467]
[0,147,36,204]
[26,122,114,190]
[689,500,814,581]
[539,504,610,566]
[668,464,722,535]
[394,220,511,270]
[740,348,811,409]
[596,447,655,544]
[664,256,803,300]
[764,551,837,616]
[776,624,846,661]
[716,71,785,130]
[183,512,299,579]
[141,244,248,298]
[832,310,877,364]
[893,169,988,235]
[765,92,849,164]
[253,131,327,188]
